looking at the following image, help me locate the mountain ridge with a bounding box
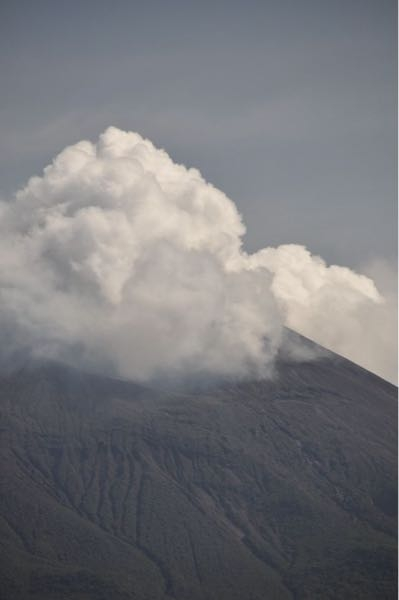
[0,333,397,599]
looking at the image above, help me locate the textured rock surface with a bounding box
[0,337,397,599]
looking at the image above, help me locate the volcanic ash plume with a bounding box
[0,127,395,382]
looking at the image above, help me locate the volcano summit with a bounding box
[0,333,396,599]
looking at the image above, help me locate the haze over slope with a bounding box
[0,127,396,381]
[0,333,396,599]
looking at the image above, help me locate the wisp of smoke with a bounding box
[0,127,396,382]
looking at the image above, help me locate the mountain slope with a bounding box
[0,336,397,599]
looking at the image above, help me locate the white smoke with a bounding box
[0,127,395,382]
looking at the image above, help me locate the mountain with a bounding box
[0,333,397,599]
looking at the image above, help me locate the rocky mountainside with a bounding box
[0,335,397,599]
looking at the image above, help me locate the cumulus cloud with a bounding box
[248,246,397,383]
[0,127,395,382]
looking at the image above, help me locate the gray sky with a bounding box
[0,0,396,270]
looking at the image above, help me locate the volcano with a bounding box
[0,333,397,599]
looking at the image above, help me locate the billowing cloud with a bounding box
[0,127,395,382]
[248,246,397,382]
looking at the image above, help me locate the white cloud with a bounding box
[248,245,397,383]
[0,127,395,383]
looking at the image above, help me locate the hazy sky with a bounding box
[0,0,397,269]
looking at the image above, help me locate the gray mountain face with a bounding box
[0,335,397,599]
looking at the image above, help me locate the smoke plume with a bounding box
[0,127,395,382]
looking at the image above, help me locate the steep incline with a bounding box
[0,341,397,599]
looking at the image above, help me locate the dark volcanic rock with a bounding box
[0,336,397,599]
